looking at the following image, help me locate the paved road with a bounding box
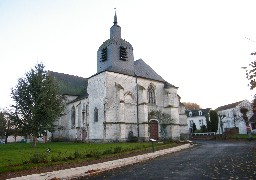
[83,140,256,180]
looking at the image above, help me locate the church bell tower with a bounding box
[97,12,135,76]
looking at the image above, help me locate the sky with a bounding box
[0,0,256,110]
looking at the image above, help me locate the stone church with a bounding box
[50,13,188,142]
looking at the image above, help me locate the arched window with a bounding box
[148,84,156,104]
[94,107,98,122]
[71,106,75,128]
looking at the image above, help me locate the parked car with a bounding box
[0,140,5,144]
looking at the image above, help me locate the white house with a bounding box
[215,100,254,134]
[50,12,188,142]
[186,108,211,133]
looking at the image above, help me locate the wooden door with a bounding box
[150,120,159,140]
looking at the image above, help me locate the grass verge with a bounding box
[0,141,181,174]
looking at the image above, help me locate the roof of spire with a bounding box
[113,10,117,25]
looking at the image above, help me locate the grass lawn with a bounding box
[228,134,256,139]
[0,141,178,174]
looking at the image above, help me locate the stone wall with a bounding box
[54,71,186,142]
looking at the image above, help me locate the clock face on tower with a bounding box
[101,47,107,62]
[119,46,127,61]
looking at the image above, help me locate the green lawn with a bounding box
[228,134,256,139]
[0,141,177,173]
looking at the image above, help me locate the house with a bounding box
[215,100,254,134]
[50,12,188,142]
[185,108,211,133]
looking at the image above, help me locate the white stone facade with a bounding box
[216,100,253,134]
[51,13,188,142]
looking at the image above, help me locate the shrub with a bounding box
[51,152,63,162]
[86,150,101,159]
[102,149,113,155]
[74,150,82,159]
[113,146,122,154]
[29,153,48,164]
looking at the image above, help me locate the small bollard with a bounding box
[150,139,156,152]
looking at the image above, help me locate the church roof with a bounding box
[185,108,211,117]
[134,59,165,82]
[48,71,88,98]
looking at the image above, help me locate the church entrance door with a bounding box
[149,120,159,140]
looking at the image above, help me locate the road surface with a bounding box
[82,140,256,180]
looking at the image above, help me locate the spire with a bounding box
[113,8,117,25]
[110,8,121,39]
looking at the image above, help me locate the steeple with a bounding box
[97,10,134,76]
[110,10,121,39]
[113,11,117,25]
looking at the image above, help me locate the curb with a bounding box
[8,143,194,180]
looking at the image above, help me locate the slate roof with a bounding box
[49,58,176,100]
[215,101,243,111]
[164,82,178,89]
[48,71,88,98]
[134,59,165,82]
[105,66,134,76]
[185,108,211,117]
[91,59,175,85]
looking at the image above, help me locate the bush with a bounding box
[86,150,101,159]
[128,136,138,142]
[102,149,113,155]
[51,154,62,162]
[113,146,122,154]
[74,150,82,159]
[163,139,173,144]
[29,153,48,163]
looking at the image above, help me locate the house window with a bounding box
[71,106,75,128]
[189,111,192,117]
[148,84,156,104]
[94,107,98,122]
[190,120,193,127]
[198,111,202,116]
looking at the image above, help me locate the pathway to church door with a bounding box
[149,120,159,140]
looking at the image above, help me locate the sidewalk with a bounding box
[8,143,194,180]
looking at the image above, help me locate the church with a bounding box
[50,13,188,142]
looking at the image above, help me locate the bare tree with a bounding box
[231,109,243,128]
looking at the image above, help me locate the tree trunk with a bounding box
[43,133,47,143]
[4,120,10,144]
[33,134,37,147]
[4,133,8,144]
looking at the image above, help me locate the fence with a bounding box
[192,132,216,136]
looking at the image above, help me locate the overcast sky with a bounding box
[0,0,256,110]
